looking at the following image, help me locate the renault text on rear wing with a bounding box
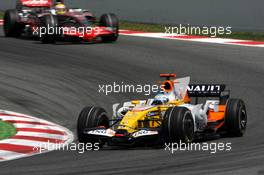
[187,84,226,97]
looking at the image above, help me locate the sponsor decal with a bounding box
[187,84,225,97]
[88,129,107,135]
[132,130,158,138]
[188,85,221,92]
[21,0,52,6]
[87,129,115,137]
[132,106,153,112]
[146,110,159,117]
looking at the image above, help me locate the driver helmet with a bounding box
[55,3,66,15]
[152,93,169,105]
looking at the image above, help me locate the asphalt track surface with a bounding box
[0,28,264,175]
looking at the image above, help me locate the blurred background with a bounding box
[0,0,263,31]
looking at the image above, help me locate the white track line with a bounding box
[16,131,68,140]
[0,139,60,148]
[119,30,264,48]
[0,150,26,160]
[0,116,53,123]
[12,123,68,132]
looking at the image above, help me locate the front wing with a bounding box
[84,128,159,145]
[63,26,116,41]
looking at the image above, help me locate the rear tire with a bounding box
[77,106,110,147]
[162,107,194,143]
[99,13,119,42]
[225,99,247,136]
[40,15,58,44]
[4,9,23,37]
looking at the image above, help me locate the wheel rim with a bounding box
[240,109,247,130]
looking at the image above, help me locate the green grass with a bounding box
[216,32,264,41]
[0,120,17,140]
[0,11,3,19]
[120,21,165,33]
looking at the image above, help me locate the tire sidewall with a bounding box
[4,9,21,37]
[77,106,109,146]
[225,99,247,136]
[162,107,194,143]
[99,13,119,42]
[40,15,58,43]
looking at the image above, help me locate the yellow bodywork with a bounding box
[117,100,185,133]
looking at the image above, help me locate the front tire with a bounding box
[99,13,119,42]
[225,99,247,136]
[77,106,110,147]
[162,107,194,143]
[4,9,23,37]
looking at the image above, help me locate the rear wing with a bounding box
[19,0,53,7]
[187,84,226,97]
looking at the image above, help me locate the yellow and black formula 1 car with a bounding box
[77,74,247,147]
